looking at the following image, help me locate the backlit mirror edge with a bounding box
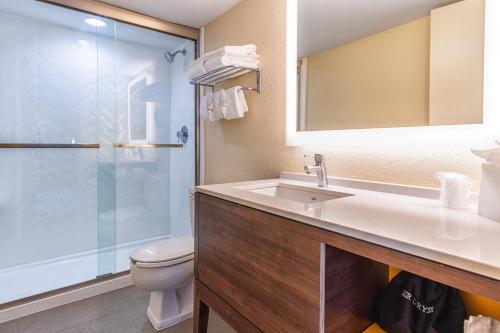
[285,0,500,148]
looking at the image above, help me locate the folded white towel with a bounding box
[223,86,248,120]
[464,315,500,333]
[471,147,500,167]
[186,58,207,80]
[209,90,228,122]
[205,54,260,73]
[240,89,249,113]
[200,91,213,121]
[204,44,257,59]
[186,44,259,79]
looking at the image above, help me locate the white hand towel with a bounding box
[200,91,213,121]
[471,147,500,167]
[464,315,500,333]
[209,90,227,122]
[223,86,248,120]
[240,88,248,113]
[204,54,260,72]
[186,58,207,80]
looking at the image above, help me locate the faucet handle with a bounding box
[304,153,324,164]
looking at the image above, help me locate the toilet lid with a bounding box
[130,236,194,263]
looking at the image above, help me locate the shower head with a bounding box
[164,49,187,64]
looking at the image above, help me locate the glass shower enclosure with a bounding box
[0,0,196,304]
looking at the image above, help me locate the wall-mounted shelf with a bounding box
[190,66,261,93]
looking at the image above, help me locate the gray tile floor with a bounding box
[0,286,235,333]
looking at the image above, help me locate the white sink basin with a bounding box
[236,182,352,205]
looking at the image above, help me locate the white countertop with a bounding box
[196,174,500,281]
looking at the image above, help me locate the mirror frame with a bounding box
[285,0,500,148]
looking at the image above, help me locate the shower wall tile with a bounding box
[0,13,98,144]
[0,15,39,142]
[0,150,98,269]
[0,2,196,279]
[36,25,98,143]
[113,23,178,246]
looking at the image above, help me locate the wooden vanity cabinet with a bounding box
[194,193,388,333]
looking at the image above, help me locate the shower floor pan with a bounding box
[0,235,170,304]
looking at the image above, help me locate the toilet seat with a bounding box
[132,254,194,268]
[131,236,194,268]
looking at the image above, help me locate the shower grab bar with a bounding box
[112,143,183,148]
[0,143,100,148]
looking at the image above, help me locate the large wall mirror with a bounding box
[286,0,500,147]
[298,0,484,131]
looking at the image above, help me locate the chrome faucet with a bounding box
[304,154,328,187]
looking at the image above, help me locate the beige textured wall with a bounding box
[306,17,430,130]
[203,0,495,313]
[203,0,481,190]
[429,0,484,125]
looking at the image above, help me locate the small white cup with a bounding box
[437,172,472,209]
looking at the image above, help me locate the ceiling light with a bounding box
[85,18,106,27]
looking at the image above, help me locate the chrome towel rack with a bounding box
[190,65,261,93]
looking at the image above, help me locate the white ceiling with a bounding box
[97,0,242,28]
[298,0,460,57]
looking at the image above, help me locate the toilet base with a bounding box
[146,279,194,331]
[147,305,193,331]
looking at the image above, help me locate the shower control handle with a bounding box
[177,126,189,144]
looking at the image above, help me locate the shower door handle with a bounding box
[112,144,183,148]
[0,143,100,148]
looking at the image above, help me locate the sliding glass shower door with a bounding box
[0,0,195,304]
[111,21,195,273]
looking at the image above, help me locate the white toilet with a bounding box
[130,191,195,330]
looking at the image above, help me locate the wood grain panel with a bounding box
[195,193,500,333]
[213,200,500,301]
[316,231,500,302]
[193,281,209,333]
[195,280,261,333]
[323,246,388,333]
[196,193,322,333]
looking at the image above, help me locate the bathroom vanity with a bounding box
[193,175,500,333]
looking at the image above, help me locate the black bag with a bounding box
[374,271,466,333]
